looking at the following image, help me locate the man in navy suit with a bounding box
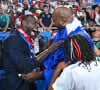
[2,15,42,90]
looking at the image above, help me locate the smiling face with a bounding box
[21,15,38,37]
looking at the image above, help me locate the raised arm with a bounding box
[37,40,64,63]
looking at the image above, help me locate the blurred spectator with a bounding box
[22,3,32,15]
[9,10,16,27]
[30,5,42,19]
[86,6,92,16]
[71,0,79,6]
[60,0,69,6]
[15,8,24,27]
[57,0,61,5]
[88,0,94,6]
[82,0,88,8]
[32,0,45,10]
[8,1,14,10]
[31,30,46,54]
[92,30,100,41]
[48,0,59,13]
[73,8,77,17]
[91,5,100,25]
[72,5,80,19]
[81,8,90,27]
[30,5,37,15]
[39,5,53,32]
[42,0,55,13]
[16,3,23,10]
[35,9,42,18]
[0,7,10,32]
[2,2,8,10]
[92,26,100,49]
[89,19,95,27]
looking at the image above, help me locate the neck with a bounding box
[45,12,49,14]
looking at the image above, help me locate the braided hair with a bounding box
[64,34,96,65]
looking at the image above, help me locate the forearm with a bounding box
[21,71,44,82]
[40,23,45,29]
[37,49,49,63]
[39,19,45,28]
[48,69,62,90]
[49,22,53,29]
[4,24,9,31]
[48,19,53,30]
[33,71,44,80]
[37,40,64,62]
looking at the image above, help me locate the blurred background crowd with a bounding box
[0,0,99,61]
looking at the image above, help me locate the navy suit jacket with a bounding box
[3,30,38,90]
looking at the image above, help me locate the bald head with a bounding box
[53,7,73,26]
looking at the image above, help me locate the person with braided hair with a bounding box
[49,34,100,90]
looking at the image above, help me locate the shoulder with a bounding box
[64,62,81,71]
[52,63,79,90]
[57,62,83,82]
[48,13,52,16]
[3,14,9,20]
[39,12,45,17]
[4,32,22,45]
[3,14,9,17]
[40,12,45,15]
[3,33,26,51]
[53,27,67,43]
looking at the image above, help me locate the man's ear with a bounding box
[60,19,67,26]
[22,20,27,27]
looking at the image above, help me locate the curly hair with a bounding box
[64,34,96,65]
